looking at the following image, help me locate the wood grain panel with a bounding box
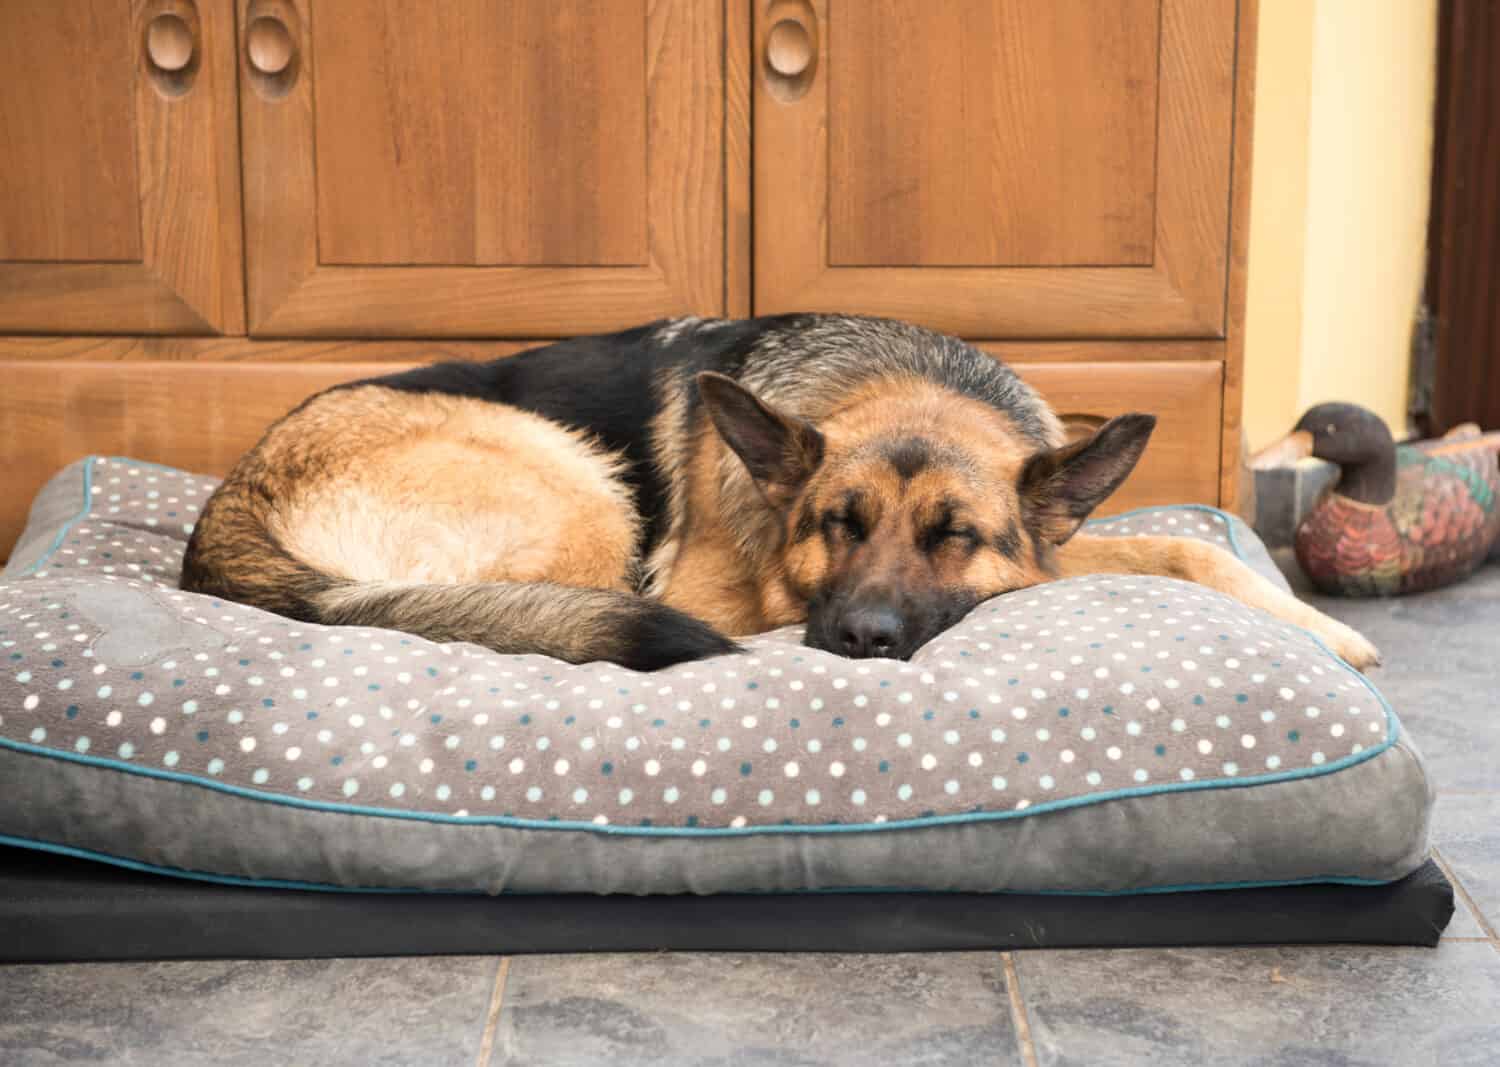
[0,335,1224,364]
[0,0,245,334]
[1220,0,1258,516]
[312,1,648,267]
[755,0,1237,338]
[0,357,1222,556]
[0,362,393,554]
[725,0,753,317]
[0,1,141,262]
[829,0,1158,267]
[241,0,722,336]
[1013,361,1224,513]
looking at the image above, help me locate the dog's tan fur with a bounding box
[182,316,1379,672]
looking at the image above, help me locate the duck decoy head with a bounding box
[1253,403,1397,505]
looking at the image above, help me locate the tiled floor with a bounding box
[3,563,1498,1066]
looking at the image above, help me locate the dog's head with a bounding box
[697,372,1155,660]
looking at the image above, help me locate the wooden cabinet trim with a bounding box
[0,354,1223,553]
[0,336,1225,364]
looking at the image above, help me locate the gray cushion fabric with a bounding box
[0,457,1433,894]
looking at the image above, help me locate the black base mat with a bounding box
[0,848,1454,962]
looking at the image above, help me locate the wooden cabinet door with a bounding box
[0,1,244,334]
[754,0,1239,338]
[238,0,724,337]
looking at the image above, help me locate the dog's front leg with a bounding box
[1053,534,1382,671]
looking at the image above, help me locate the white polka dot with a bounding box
[239,737,256,753]
[645,759,661,776]
[1132,769,1148,783]
[1106,746,1122,760]
[1240,734,1256,749]
[1311,751,1327,765]
[576,787,592,803]
[619,788,635,805]
[526,786,543,802]
[758,789,774,806]
[1265,755,1282,770]
[710,787,727,805]
[149,717,166,735]
[805,788,822,805]
[784,761,800,778]
[342,778,359,796]
[1179,768,1195,781]
[851,789,868,806]
[553,758,570,775]
[1197,739,1213,755]
[508,758,525,774]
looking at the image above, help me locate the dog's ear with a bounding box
[1019,413,1156,544]
[697,372,825,507]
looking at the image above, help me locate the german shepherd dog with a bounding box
[181,315,1379,672]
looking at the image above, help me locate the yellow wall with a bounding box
[1242,0,1437,449]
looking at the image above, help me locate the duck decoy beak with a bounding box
[1250,429,1314,470]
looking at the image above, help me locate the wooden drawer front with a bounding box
[1,356,1221,555]
[0,362,389,554]
[1007,361,1225,515]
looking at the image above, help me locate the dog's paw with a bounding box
[1309,613,1382,672]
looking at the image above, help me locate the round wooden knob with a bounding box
[247,16,294,75]
[145,13,194,73]
[766,19,813,78]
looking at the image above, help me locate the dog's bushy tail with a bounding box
[310,579,738,671]
[181,496,736,671]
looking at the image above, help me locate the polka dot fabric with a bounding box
[0,457,1399,835]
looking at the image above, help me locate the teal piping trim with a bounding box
[0,833,1393,896]
[1086,503,1250,562]
[4,482,1398,838]
[0,665,1398,839]
[17,456,97,576]
[17,455,191,577]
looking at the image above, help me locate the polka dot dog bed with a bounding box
[0,458,1434,904]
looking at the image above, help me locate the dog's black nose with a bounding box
[839,607,903,659]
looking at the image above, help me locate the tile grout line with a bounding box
[1002,952,1041,1067]
[1432,847,1500,945]
[474,956,513,1067]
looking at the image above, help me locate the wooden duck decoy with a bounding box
[1253,403,1500,596]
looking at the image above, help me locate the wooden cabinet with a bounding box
[754,0,1237,338]
[0,1,1257,550]
[239,0,725,337]
[0,0,244,334]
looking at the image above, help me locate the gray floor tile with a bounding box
[492,951,1022,1067]
[0,956,500,1067]
[1439,882,1492,940]
[1434,792,1500,936]
[1287,560,1500,791]
[1015,943,1500,1067]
